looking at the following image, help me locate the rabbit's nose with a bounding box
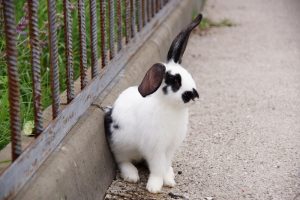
[193,89,199,99]
[182,89,199,103]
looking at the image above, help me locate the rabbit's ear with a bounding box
[167,14,202,64]
[138,63,166,97]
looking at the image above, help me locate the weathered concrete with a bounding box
[105,0,300,199]
[13,1,202,199]
[14,107,115,200]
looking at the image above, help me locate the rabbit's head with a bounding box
[138,14,202,106]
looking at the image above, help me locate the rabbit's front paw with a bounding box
[119,162,140,183]
[146,175,163,193]
[163,167,176,187]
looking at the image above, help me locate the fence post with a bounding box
[28,0,43,137]
[47,0,60,119]
[63,0,75,103]
[3,0,22,161]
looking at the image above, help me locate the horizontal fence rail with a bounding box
[0,0,178,198]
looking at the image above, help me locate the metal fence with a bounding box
[0,0,179,198]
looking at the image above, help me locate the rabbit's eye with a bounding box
[164,71,182,93]
[174,78,180,85]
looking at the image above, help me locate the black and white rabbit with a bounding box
[104,14,202,193]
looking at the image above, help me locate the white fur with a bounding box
[108,61,197,193]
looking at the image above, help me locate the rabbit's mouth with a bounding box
[181,89,199,103]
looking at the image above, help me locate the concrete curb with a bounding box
[15,1,203,199]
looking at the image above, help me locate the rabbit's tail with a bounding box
[103,106,113,138]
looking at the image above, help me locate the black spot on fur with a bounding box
[104,107,113,138]
[162,85,168,94]
[182,88,199,103]
[113,124,119,129]
[163,71,182,94]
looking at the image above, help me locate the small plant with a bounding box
[200,17,235,30]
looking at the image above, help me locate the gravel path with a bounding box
[105,0,300,199]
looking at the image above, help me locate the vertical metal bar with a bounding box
[100,0,107,67]
[151,0,155,17]
[108,0,115,59]
[157,0,160,11]
[136,0,140,32]
[151,0,154,16]
[142,0,145,27]
[3,0,22,161]
[28,0,43,136]
[125,0,130,44]
[145,0,148,22]
[47,0,60,119]
[90,0,98,77]
[130,0,136,38]
[116,0,122,51]
[136,0,142,32]
[147,0,151,21]
[63,0,74,103]
[78,0,88,88]
[0,1,3,31]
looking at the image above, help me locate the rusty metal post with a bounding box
[157,0,160,11]
[152,0,155,16]
[47,0,60,119]
[147,0,151,21]
[130,0,136,38]
[136,0,142,32]
[63,0,74,103]
[0,0,3,31]
[125,0,130,44]
[3,0,22,160]
[78,0,88,88]
[117,0,122,52]
[90,0,98,77]
[100,0,107,67]
[142,0,145,27]
[108,0,115,60]
[28,0,43,136]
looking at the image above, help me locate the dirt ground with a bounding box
[105,0,300,199]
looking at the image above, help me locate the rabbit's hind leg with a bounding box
[119,162,140,183]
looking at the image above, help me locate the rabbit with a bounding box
[104,14,203,193]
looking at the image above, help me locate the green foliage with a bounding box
[200,17,235,30]
[0,0,117,149]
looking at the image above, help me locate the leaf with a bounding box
[23,120,34,136]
